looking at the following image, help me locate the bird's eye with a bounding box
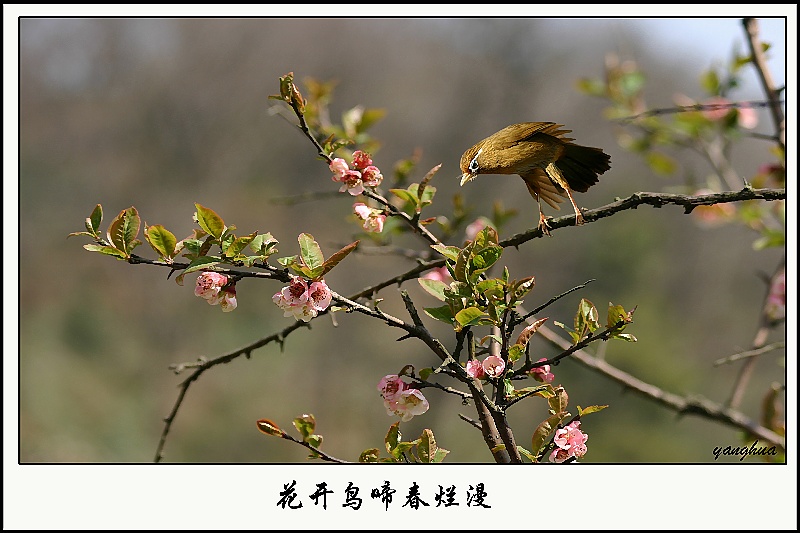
[468,148,482,173]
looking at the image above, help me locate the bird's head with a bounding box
[459,145,484,186]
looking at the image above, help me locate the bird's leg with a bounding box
[536,197,552,237]
[545,162,585,226]
[564,188,585,226]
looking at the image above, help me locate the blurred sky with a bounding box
[4,6,797,531]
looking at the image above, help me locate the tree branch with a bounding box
[500,187,785,247]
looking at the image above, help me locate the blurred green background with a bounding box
[17,17,787,464]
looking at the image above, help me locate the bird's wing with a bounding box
[514,122,575,145]
[521,168,566,210]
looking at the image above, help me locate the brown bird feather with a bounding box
[459,122,611,235]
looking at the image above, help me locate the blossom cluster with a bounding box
[353,202,386,233]
[329,150,383,196]
[194,272,237,312]
[377,374,429,422]
[272,276,332,322]
[550,420,589,463]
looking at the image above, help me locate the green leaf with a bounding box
[250,232,279,255]
[469,245,502,278]
[607,303,629,328]
[577,405,608,417]
[531,413,563,457]
[517,446,538,463]
[547,386,569,415]
[293,414,316,440]
[83,244,129,259]
[307,434,323,449]
[455,307,486,328]
[87,204,103,235]
[417,429,437,463]
[317,240,359,279]
[389,188,418,208]
[511,276,535,300]
[419,368,434,381]
[182,256,222,276]
[508,344,525,364]
[430,244,461,262]
[515,317,549,347]
[575,298,600,338]
[107,206,141,256]
[407,183,436,209]
[298,233,325,276]
[473,225,499,248]
[476,278,501,294]
[430,448,450,463]
[223,232,257,258]
[385,422,401,454]
[479,334,502,347]
[423,305,455,324]
[144,224,178,259]
[453,246,471,282]
[358,448,381,463]
[194,203,225,239]
[612,333,638,342]
[418,278,448,301]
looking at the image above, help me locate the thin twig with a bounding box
[742,18,786,151]
[713,342,785,367]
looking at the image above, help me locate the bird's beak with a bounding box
[459,172,477,186]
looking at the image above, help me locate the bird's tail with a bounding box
[554,143,611,193]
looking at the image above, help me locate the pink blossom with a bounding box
[195,272,229,300]
[550,420,589,463]
[378,374,407,402]
[195,272,237,311]
[422,266,452,283]
[351,150,373,170]
[361,165,383,187]
[274,276,309,307]
[338,170,364,196]
[764,268,785,322]
[482,355,506,377]
[529,358,555,383]
[307,280,332,312]
[466,359,486,379]
[386,389,430,422]
[353,202,386,233]
[272,276,330,322]
[377,375,429,421]
[329,158,349,180]
[212,285,238,312]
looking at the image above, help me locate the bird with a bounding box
[459,122,611,235]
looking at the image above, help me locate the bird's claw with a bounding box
[538,213,553,237]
